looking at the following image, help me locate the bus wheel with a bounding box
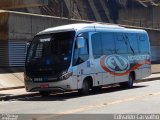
[39,91,51,97]
[78,80,91,95]
[120,74,134,88]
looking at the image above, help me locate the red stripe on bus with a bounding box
[100,55,150,76]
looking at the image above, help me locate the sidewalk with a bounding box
[0,73,160,101]
[151,64,160,74]
[143,73,160,80]
[0,68,24,91]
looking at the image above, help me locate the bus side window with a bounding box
[91,33,102,59]
[139,34,149,53]
[115,33,128,54]
[125,33,139,54]
[101,32,115,55]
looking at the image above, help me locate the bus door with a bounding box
[90,32,103,87]
[73,34,91,89]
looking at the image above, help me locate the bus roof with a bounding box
[38,23,146,35]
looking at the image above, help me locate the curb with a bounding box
[0,86,24,91]
[152,72,160,74]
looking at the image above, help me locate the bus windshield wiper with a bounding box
[124,35,135,54]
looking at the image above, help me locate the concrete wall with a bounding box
[0,10,90,67]
[6,11,90,41]
[0,0,48,9]
[0,10,92,40]
[147,30,160,63]
[119,7,160,29]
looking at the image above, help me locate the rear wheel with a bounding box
[39,91,51,97]
[120,74,134,88]
[78,80,91,95]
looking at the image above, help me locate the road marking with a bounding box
[38,92,160,120]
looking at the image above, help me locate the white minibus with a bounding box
[24,23,151,96]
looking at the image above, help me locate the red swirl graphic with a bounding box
[100,55,150,76]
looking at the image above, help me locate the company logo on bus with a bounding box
[100,54,150,76]
[104,55,130,73]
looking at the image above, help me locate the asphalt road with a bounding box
[0,80,160,120]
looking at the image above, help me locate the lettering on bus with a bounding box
[128,55,150,62]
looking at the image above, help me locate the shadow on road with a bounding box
[16,85,147,101]
[0,94,11,100]
[0,94,11,97]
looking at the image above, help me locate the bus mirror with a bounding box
[25,41,31,53]
[76,37,85,48]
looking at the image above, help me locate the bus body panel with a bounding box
[24,23,151,93]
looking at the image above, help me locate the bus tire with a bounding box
[120,74,134,88]
[78,80,91,95]
[39,91,51,97]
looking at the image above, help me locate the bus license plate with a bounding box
[40,84,49,88]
